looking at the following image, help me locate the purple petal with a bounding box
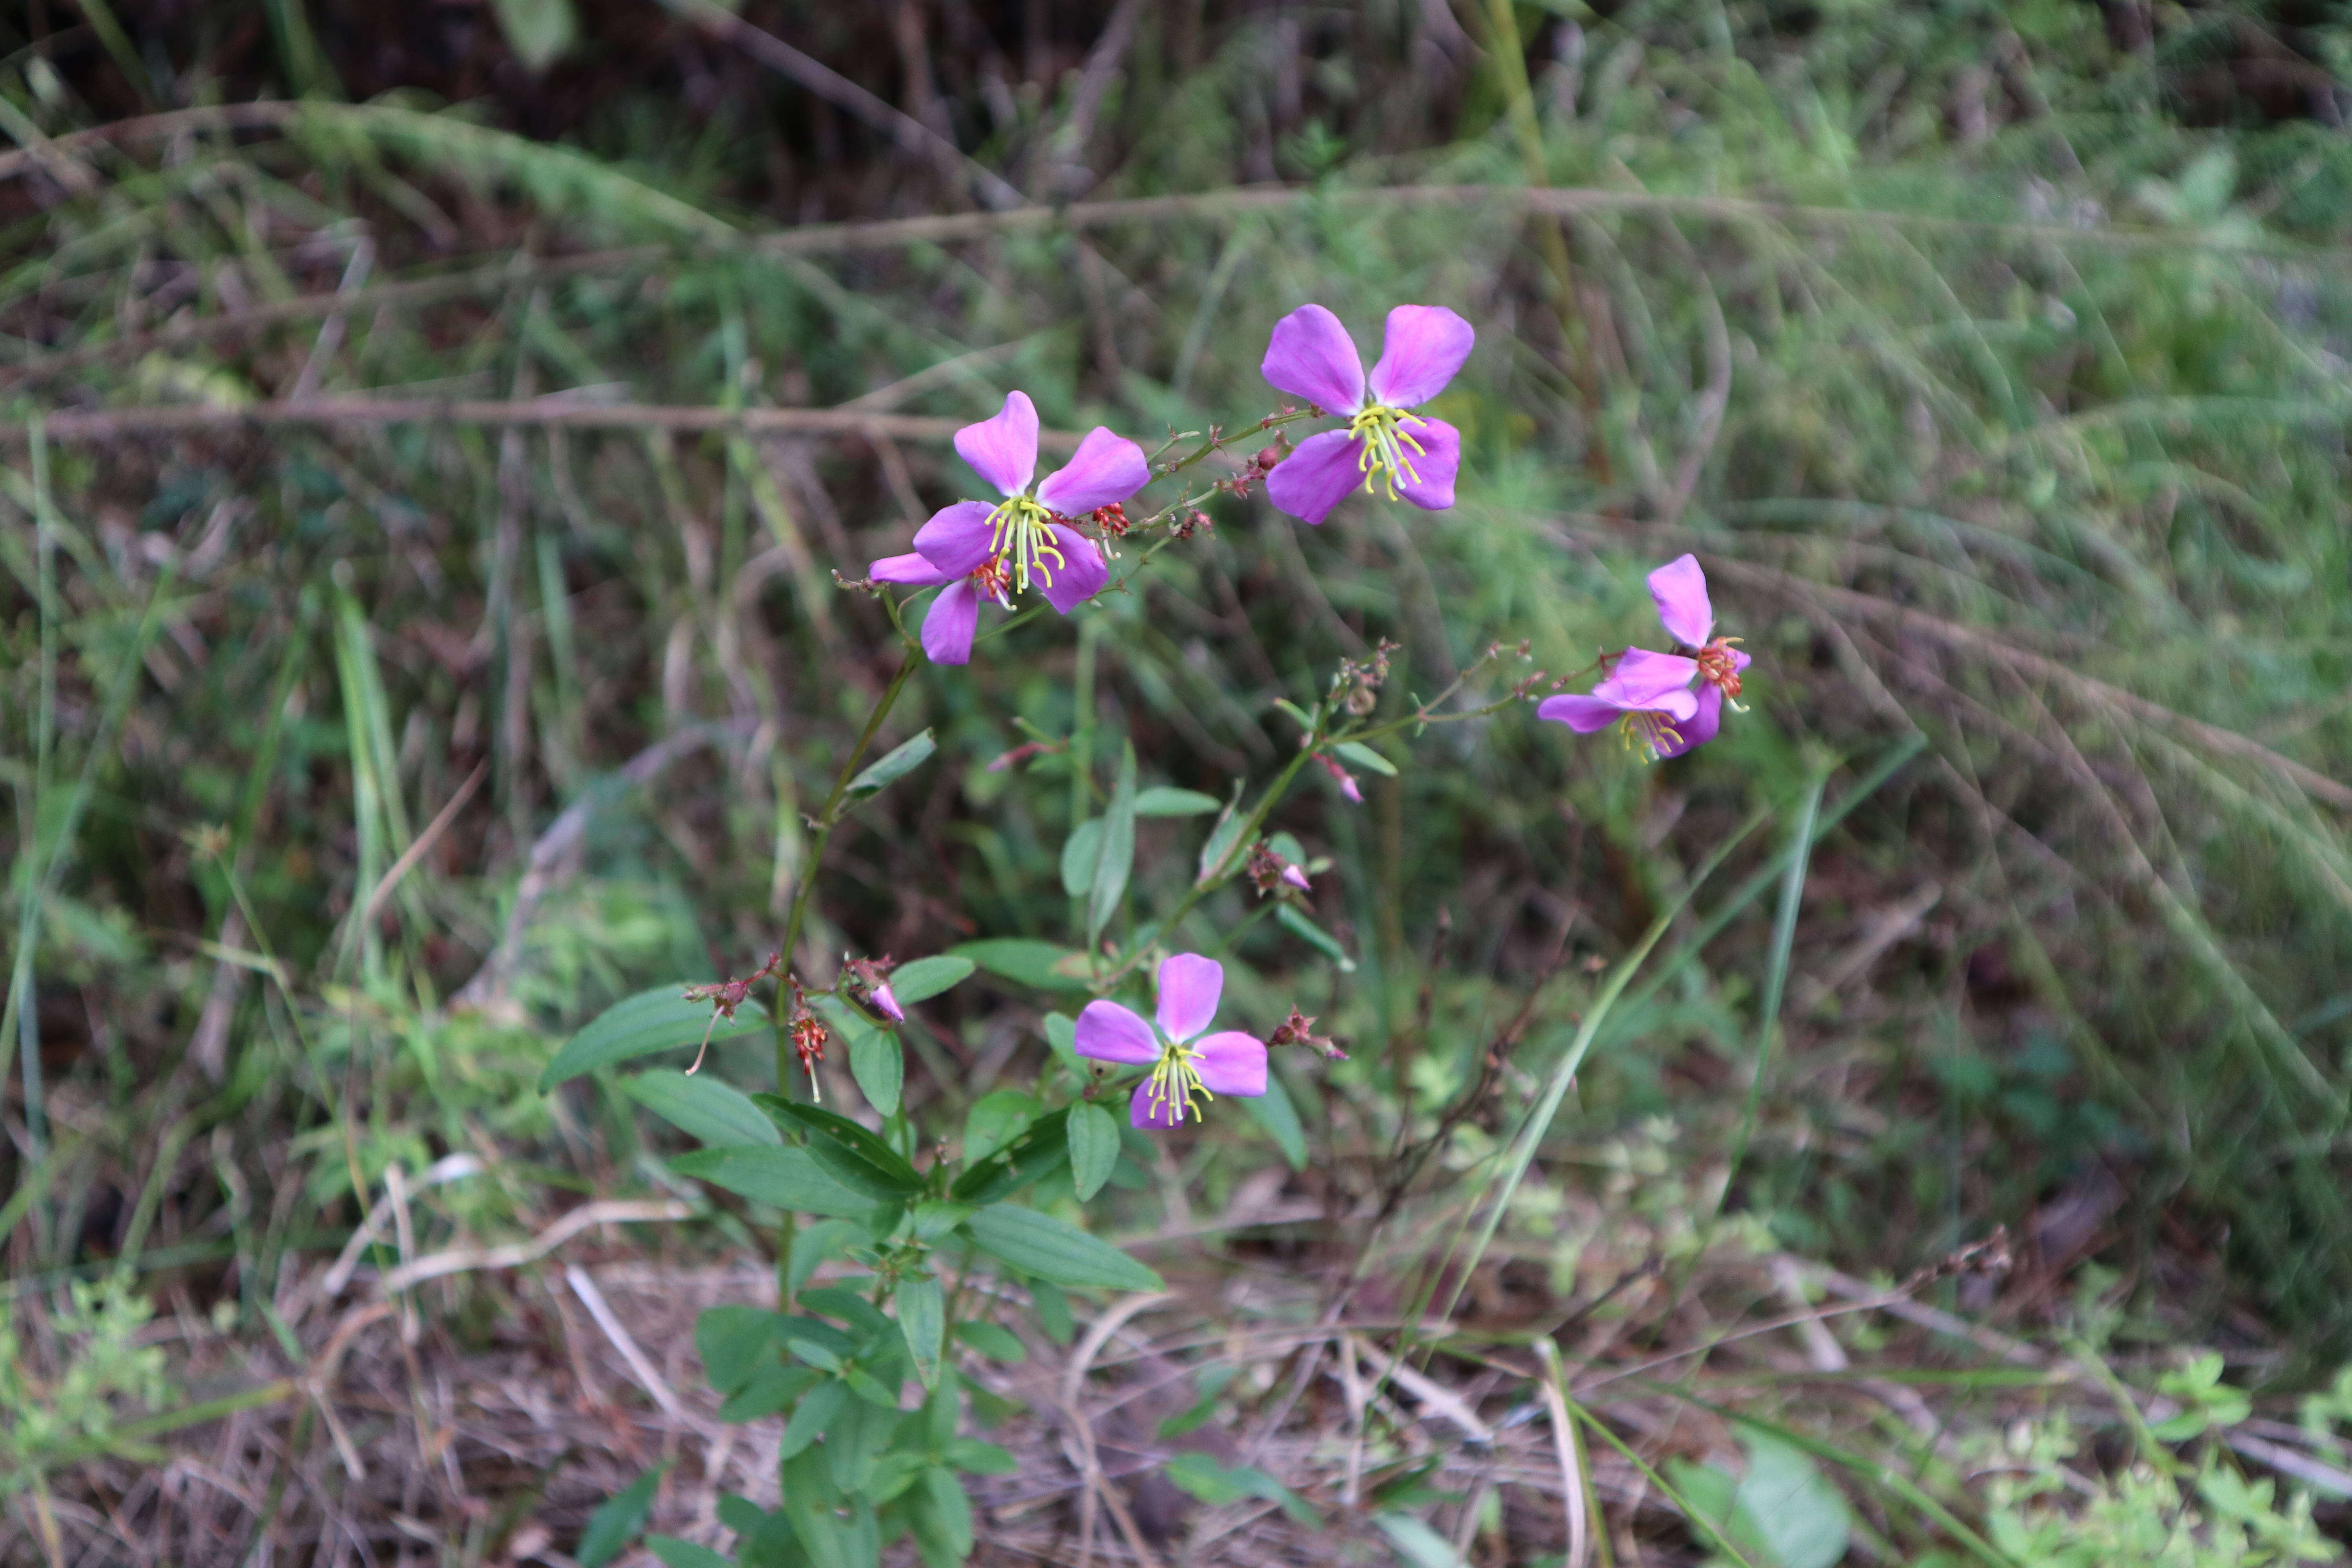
[921,580,981,666]
[1192,1031,1267,1098]
[1264,429,1365,526]
[1154,953,1223,1044]
[1392,416,1461,512]
[1036,524,1109,614]
[1130,1079,1183,1131]
[1601,649,1701,710]
[870,551,955,587]
[1261,304,1367,414]
[955,391,1039,498]
[1661,682,1723,758]
[1281,864,1312,892]
[1036,428,1149,516]
[1725,647,1753,677]
[1647,554,1713,649]
[1366,305,1474,409]
[1074,1000,1158,1066]
[1537,693,1627,732]
[870,983,905,1022]
[914,500,999,577]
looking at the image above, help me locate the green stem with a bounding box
[775,646,920,1089]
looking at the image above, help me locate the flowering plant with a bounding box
[541,303,1758,1567]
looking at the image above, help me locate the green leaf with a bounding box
[895,1275,945,1391]
[696,1305,780,1395]
[1087,742,1139,946]
[624,1070,780,1148]
[489,0,578,73]
[950,938,1094,992]
[963,1091,1037,1163]
[844,728,936,800]
[1375,1514,1466,1568]
[1043,1013,1082,1074]
[1335,739,1399,776]
[1067,1101,1120,1200]
[911,1201,975,1242]
[1196,789,1249,885]
[952,1321,1027,1363]
[1731,1435,1851,1568]
[848,1029,904,1117]
[949,1107,1072,1204]
[754,1096,924,1198]
[780,1378,846,1459]
[1060,818,1106,898]
[1242,1072,1307,1171]
[539,986,768,1091]
[963,1203,1163,1292]
[920,1468,975,1562]
[575,1466,661,1568]
[1272,698,1317,733]
[888,955,974,1005]
[1277,904,1356,971]
[670,1146,875,1218]
[944,1437,1020,1474]
[644,1537,731,1568]
[1134,786,1221,817]
[719,1361,818,1423]
[1164,1454,1320,1525]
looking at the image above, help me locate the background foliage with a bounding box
[7,0,2352,1562]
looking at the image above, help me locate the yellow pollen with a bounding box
[1617,710,1676,764]
[1140,1040,1212,1125]
[985,495,1066,594]
[1345,403,1430,501]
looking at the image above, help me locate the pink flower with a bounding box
[1318,754,1363,803]
[1259,304,1472,525]
[1072,953,1268,1131]
[865,392,1148,664]
[1645,554,1750,753]
[1537,648,1704,762]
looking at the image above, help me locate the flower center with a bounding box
[1695,637,1746,709]
[985,494,1067,594]
[969,555,1013,605]
[1618,709,1678,764]
[1346,402,1429,501]
[1141,1039,1211,1125]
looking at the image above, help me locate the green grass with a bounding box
[6,0,2352,1561]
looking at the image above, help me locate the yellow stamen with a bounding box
[1345,403,1430,501]
[984,494,1066,594]
[1618,710,1676,763]
[1141,1041,1212,1125]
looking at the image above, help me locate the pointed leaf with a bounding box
[1277,903,1356,971]
[575,1466,662,1568]
[1134,787,1221,817]
[848,1029,904,1117]
[1242,1071,1307,1170]
[1087,742,1138,946]
[963,1203,1163,1292]
[949,1107,1071,1204]
[1060,818,1106,897]
[1067,1101,1120,1201]
[755,1096,923,1197]
[624,1069,780,1147]
[845,729,936,800]
[1334,740,1399,776]
[950,938,1094,992]
[539,986,768,1090]
[888,955,975,1005]
[895,1275,945,1391]
[670,1145,875,1218]
[1196,789,1249,885]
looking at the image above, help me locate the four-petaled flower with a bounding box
[1073,954,1267,1130]
[1538,648,1706,762]
[1539,555,1753,761]
[1260,304,1473,525]
[867,391,1149,665]
[1645,553,1750,752]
